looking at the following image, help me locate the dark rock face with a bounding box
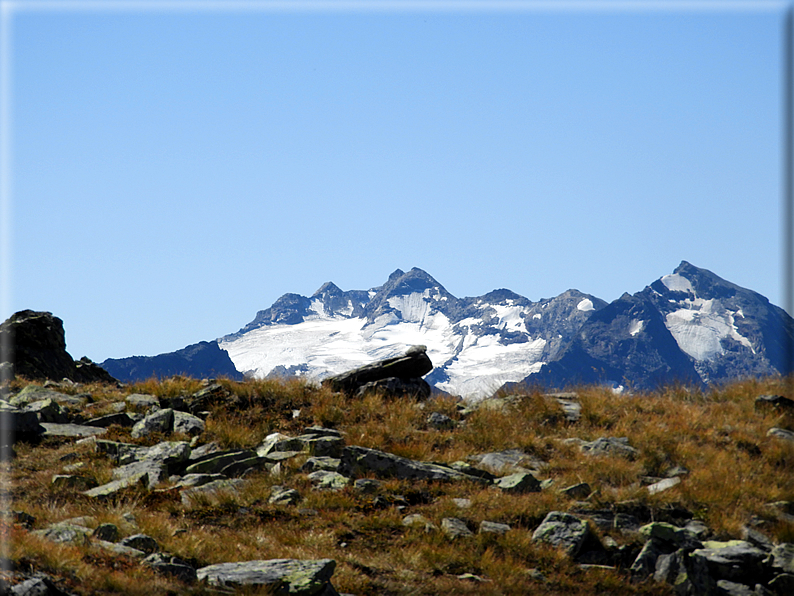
[322,345,432,398]
[0,310,117,384]
[102,341,242,383]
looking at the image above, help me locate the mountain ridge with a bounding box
[101,262,794,398]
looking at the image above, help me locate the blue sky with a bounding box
[1,0,788,362]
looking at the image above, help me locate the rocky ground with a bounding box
[2,373,794,595]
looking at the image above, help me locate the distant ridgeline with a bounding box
[101,341,243,383]
[93,261,793,399]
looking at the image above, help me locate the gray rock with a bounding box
[143,552,197,583]
[120,533,159,554]
[768,573,794,595]
[301,457,341,473]
[767,428,794,442]
[10,386,85,408]
[580,437,639,460]
[647,476,681,495]
[355,377,432,400]
[307,471,349,490]
[141,441,192,467]
[299,435,344,458]
[441,517,473,539]
[684,519,711,541]
[23,398,68,423]
[269,485,301,506]
[561,482,591,499]
[221,456,272,478]
[112,460,169,490]
[631,538,671,579]
[32,521,92,545]
[352,478,381,494]
[0,402,44,440]
[493,472,541,494]
[338,445,487,482]
[715,580,758,596]
[613,513,641,533]
[82,472,148,498]
[402,514,437,532]
[40,423,107,438]
[172,411,205,436]
[740,526,774,552]
[91,439,143,464]
[131,408,174,438]
[768,542,794,574]
[172,473,227,489]
[92,523,120,542]
[691,540,768,585]
[427,412,456,430]
[479,520,511,535]
[184,450,257,475]
[10,577,58,596]
[125,393,159,410]
[446,461,497,482]
[196,558,336,594]
[51,474,97,491]
[467,449,547,475]
[257,432,302,456]
[532,512,590,557]
[754,394,794,413]
[322,345,432,397]
[180,479,246,506]
[83,412,135,428]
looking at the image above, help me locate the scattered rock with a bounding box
[322,345,433,398]
[754,394,794,413]
[427,412,456,430]
[339,445,488,483]
[119,534,159,555]
[269,485,301,506]
[479,521,511,535]
[767,428,794,442]
[532,512,591,557]
[493,472,541,494]
[579,437,639,460]
[196,558,337,594]
[131,408,175,438]
[441,517,473,539]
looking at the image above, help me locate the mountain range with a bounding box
[101,261,794,399]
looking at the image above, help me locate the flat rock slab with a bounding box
[196,558,336,595]
[40,423,107,438]
[339,445,485,482]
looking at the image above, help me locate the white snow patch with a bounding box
[665,299,754,361]
[490,304,528,333]
[308,299,326,318]
[388,290,432,324]
[533,313,542,320]
[577,298,595,312]
[629,319,645,336]
[661,273,694,294]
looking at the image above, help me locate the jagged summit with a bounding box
[103,262,793,398]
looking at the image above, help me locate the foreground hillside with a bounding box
[2,375,794,595]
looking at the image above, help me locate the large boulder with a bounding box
[0,310,117,383]
[322,345,433,398]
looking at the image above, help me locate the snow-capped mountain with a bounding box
[101,262,793,399]
[218,268,606,398]
[510,261,793,392]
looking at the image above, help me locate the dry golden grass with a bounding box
[4,374,793,595]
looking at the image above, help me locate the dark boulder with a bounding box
[322,345,433,398]
[0,310,117,384]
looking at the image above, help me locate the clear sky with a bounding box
[1,0,788,362]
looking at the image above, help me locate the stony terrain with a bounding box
[2,372,794,595]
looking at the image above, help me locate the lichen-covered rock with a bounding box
[691,540,768,585]
[196,558,336,595]
[532,512,591,557]
[269,485,301,506]
[493,472,541,494]
[580,437,639,460]
[131,408,174,438]
[479,521,511,535]
[120,534,159,555]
